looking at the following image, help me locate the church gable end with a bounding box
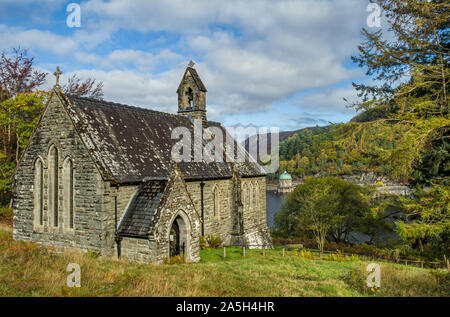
[13,91,105,251]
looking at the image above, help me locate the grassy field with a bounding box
[0,226,448,297]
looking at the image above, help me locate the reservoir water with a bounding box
[265,191,286,228]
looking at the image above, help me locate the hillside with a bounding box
[0,227,447,297]
[271,116,449,184]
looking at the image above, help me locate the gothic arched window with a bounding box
[253,183,258,208]
[213,185,220,220]
[63,158,74,230]
[49,145,59,227]
[33,158,44,227]
[242,182,247,208]
[247,183,251,209]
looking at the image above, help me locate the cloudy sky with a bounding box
[0,0,380,131]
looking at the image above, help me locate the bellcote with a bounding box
[177,61,207,122]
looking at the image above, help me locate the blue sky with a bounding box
[0,0,379,131]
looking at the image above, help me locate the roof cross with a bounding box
[53,66,62,87]
[188,60,195,68]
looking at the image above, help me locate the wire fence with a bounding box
[221,244,449,270]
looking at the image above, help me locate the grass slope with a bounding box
[0,228,448,297]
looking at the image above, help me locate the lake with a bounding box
[266,191,286,228]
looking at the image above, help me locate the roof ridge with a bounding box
[67,94,181,118]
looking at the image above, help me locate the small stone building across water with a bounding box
[12,64,272,263]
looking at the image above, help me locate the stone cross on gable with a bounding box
[188,60,195,68]
[53,66,62,87]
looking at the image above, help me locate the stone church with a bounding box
[12,63,272,263]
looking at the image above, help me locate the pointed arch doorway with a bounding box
[169,214,189,258]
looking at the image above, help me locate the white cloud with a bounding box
[295,87,360,114]
[59,68,183,113]
[0,24,77,55]
[98,49,184,71]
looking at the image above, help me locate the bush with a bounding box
[298,250,314,260]
[163,255,185,265]
[200,235,222,250]
[199,236,207,250]
[323,250,360,262]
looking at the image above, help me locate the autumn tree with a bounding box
[62,74,104,99]
[0,47,47,96]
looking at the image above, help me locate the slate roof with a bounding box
[62,93,264,184]
[118,179,167,237]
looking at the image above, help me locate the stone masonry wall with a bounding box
[100,184,138,257]
[120,237,155,263]
[185,176,271,247]
[185,179,234,243]
[13,93,105,252]
[240,177,272,248]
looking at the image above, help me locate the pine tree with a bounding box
[351,0,449,118]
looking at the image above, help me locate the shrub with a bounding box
[199,236,207,250]
[298,250,314,260]
[163,255,185,265]
[323,250,360,262]
[207,235,222,249]
[200,235,222,250]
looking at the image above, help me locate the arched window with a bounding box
[48,145,59,227]
[187,87,194,108]
[249,183,253,209]
[246,183,251,209]
[242,182,247,208]
[63,158,74,230]
[33,158,44,227]
[213,185,220,220]
[253,183,258,208]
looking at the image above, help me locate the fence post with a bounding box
[223,246,226,258]
[282,248,285,257]
[262,245,265,256]
[242,246,246,257]
[421,261,423,268]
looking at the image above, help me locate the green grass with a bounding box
[0,227,448,297]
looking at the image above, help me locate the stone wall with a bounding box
[100,184,138,257]
[185,179,234,243]
[13,93,105,252]
[240,177,272,248]
[185,176,271,247]
[120,237,155,263]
